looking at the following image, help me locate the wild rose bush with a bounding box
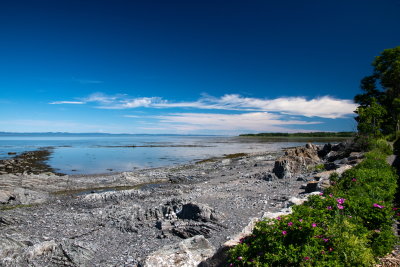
[229,148,398,266]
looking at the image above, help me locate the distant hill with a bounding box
[239,132,355,137]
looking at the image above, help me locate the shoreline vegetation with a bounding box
[228,142,398,266]
[227,46,400,266]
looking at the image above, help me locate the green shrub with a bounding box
[369,139,393,155]
[353,136,393,155]
[228,141,398,266]
[314,163,325,171]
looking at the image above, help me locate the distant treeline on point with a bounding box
[239,132,355,137]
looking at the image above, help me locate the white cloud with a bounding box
[49,93,357,119]
[49,101,85,105]
[100,97,164,109]
[123,115,141,118]
[83,93,119,104]
[147,112,322,133]
[157,94,356,119]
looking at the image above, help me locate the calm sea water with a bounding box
[0,135,328,175]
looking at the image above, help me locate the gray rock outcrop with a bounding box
[143,235,215,267]
[273,143,321,179]
[0,236,95,267]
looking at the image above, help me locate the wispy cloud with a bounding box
[49,93,357,119]
[83,93,120,104]
[99,97,165,109]
[152,112,321,132]
[49,101,85,105]
[126,112,322,134]
[153,94,357,119]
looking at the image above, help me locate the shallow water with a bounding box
[0,135,330,174]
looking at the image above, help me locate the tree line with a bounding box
[354,46,400,139]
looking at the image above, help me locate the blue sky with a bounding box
[0,0,399,134]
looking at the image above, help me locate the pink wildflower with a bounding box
[288,222,293,227]
[282,231,287,235]
[337,198,345,204]
[299,219,303,222]
[312,223,317,228]
[323,238,329,242]
[237,256,243,260]
[329,194,333,197]
[304,257,310,260]
[319,192,323,196]
[352,178,357,182]
[276,216,281,220]
[337,204,344,210]
[327,206,332,210]
[373,203,384,209]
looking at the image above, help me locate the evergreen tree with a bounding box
[354,46,400,136]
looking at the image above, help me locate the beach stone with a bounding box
[263,173,276,181]
[318,143,332,158]
[305,181,319,193]
[348,152,364,161]
[224,217,260,247]
[335,164,352,176]
[288,197,306,206]
[314,170,335,181]
[0,216,16,226]
[325,142,353,162]
[221,159,231,165]
[12,187,49,205]
[324,161,339,170]
[177,203,220,222]
[143,235,215,267]
[262,208,292,220]
[50,240,96,267]
[317,178,332,190]
[0,236,27,265]
[0,190,14,204]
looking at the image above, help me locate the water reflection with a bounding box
[0,135,331,175]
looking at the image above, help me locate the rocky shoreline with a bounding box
[0,141,363,266]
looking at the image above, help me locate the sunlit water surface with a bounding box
[0,135,330,175]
